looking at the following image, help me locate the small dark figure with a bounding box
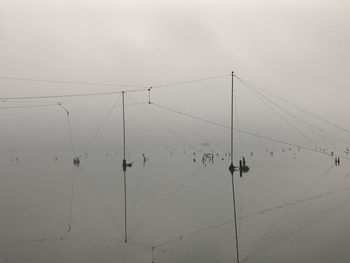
[142,153,147,167]
[54,156,58,162]
[193,158,196,163]
[73,157,80,167]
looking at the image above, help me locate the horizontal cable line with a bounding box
[0,103,58,109]
[241,80,318,147]
[0,74,230,100]
[151,74,230,89]
[0,76,145,88]
[235,75,350,136]
[70,101,148,113]
[150,102,342,159]
[0,89,147,101]
[158,247,224,263]
[240,184,350,220]
[155,183,350,249]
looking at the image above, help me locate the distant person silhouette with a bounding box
[73,157,80,167]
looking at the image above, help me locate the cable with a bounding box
[138,102,198,149]
[238,79,338,146]
[58,102,78,233]
[125,94,146,151]
[70,101,148,113]
[66,113,76,157]
[128,165,205,241]
[0,103,58,109]
[0,73,229,101]
[0,235,68,246]
[0,73,229,90]
[262,169,350,250]
[143,96,211,143]
[0,76,145,88]
[123,100,207,241]
[240,182,350,220]
[111,238,224,263]
[83,94,122,152]
[152,181,350,250]
[233,72,244,246]
[151,74,230,89]
[235,75,350,139]
[154,219,233,249]
[158,247,224,263]
[0,89,146,101]
[67,168,77,233]
[242,83,318,147]
[243,164,334,260]
[150,102,343,159]
[245,189,350,262]
[58,102,77,157]
[146,106,200,149]
[80,167,123,237]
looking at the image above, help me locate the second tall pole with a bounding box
[229,71,240,263]
[122,91,128,243]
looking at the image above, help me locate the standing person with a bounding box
[142,153,147,167]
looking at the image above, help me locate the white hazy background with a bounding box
[1,0,350,262]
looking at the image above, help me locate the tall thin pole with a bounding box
[230,71,240,263]
[231,72,234,169]
[122,91,128,243]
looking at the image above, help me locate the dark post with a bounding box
[122,91,128,243]
[229,71,240,263]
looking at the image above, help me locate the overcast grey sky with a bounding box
[1,0,349,143]
[1,0,349,111]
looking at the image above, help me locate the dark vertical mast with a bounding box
[122,91,128,243]
[229,71,240,263]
